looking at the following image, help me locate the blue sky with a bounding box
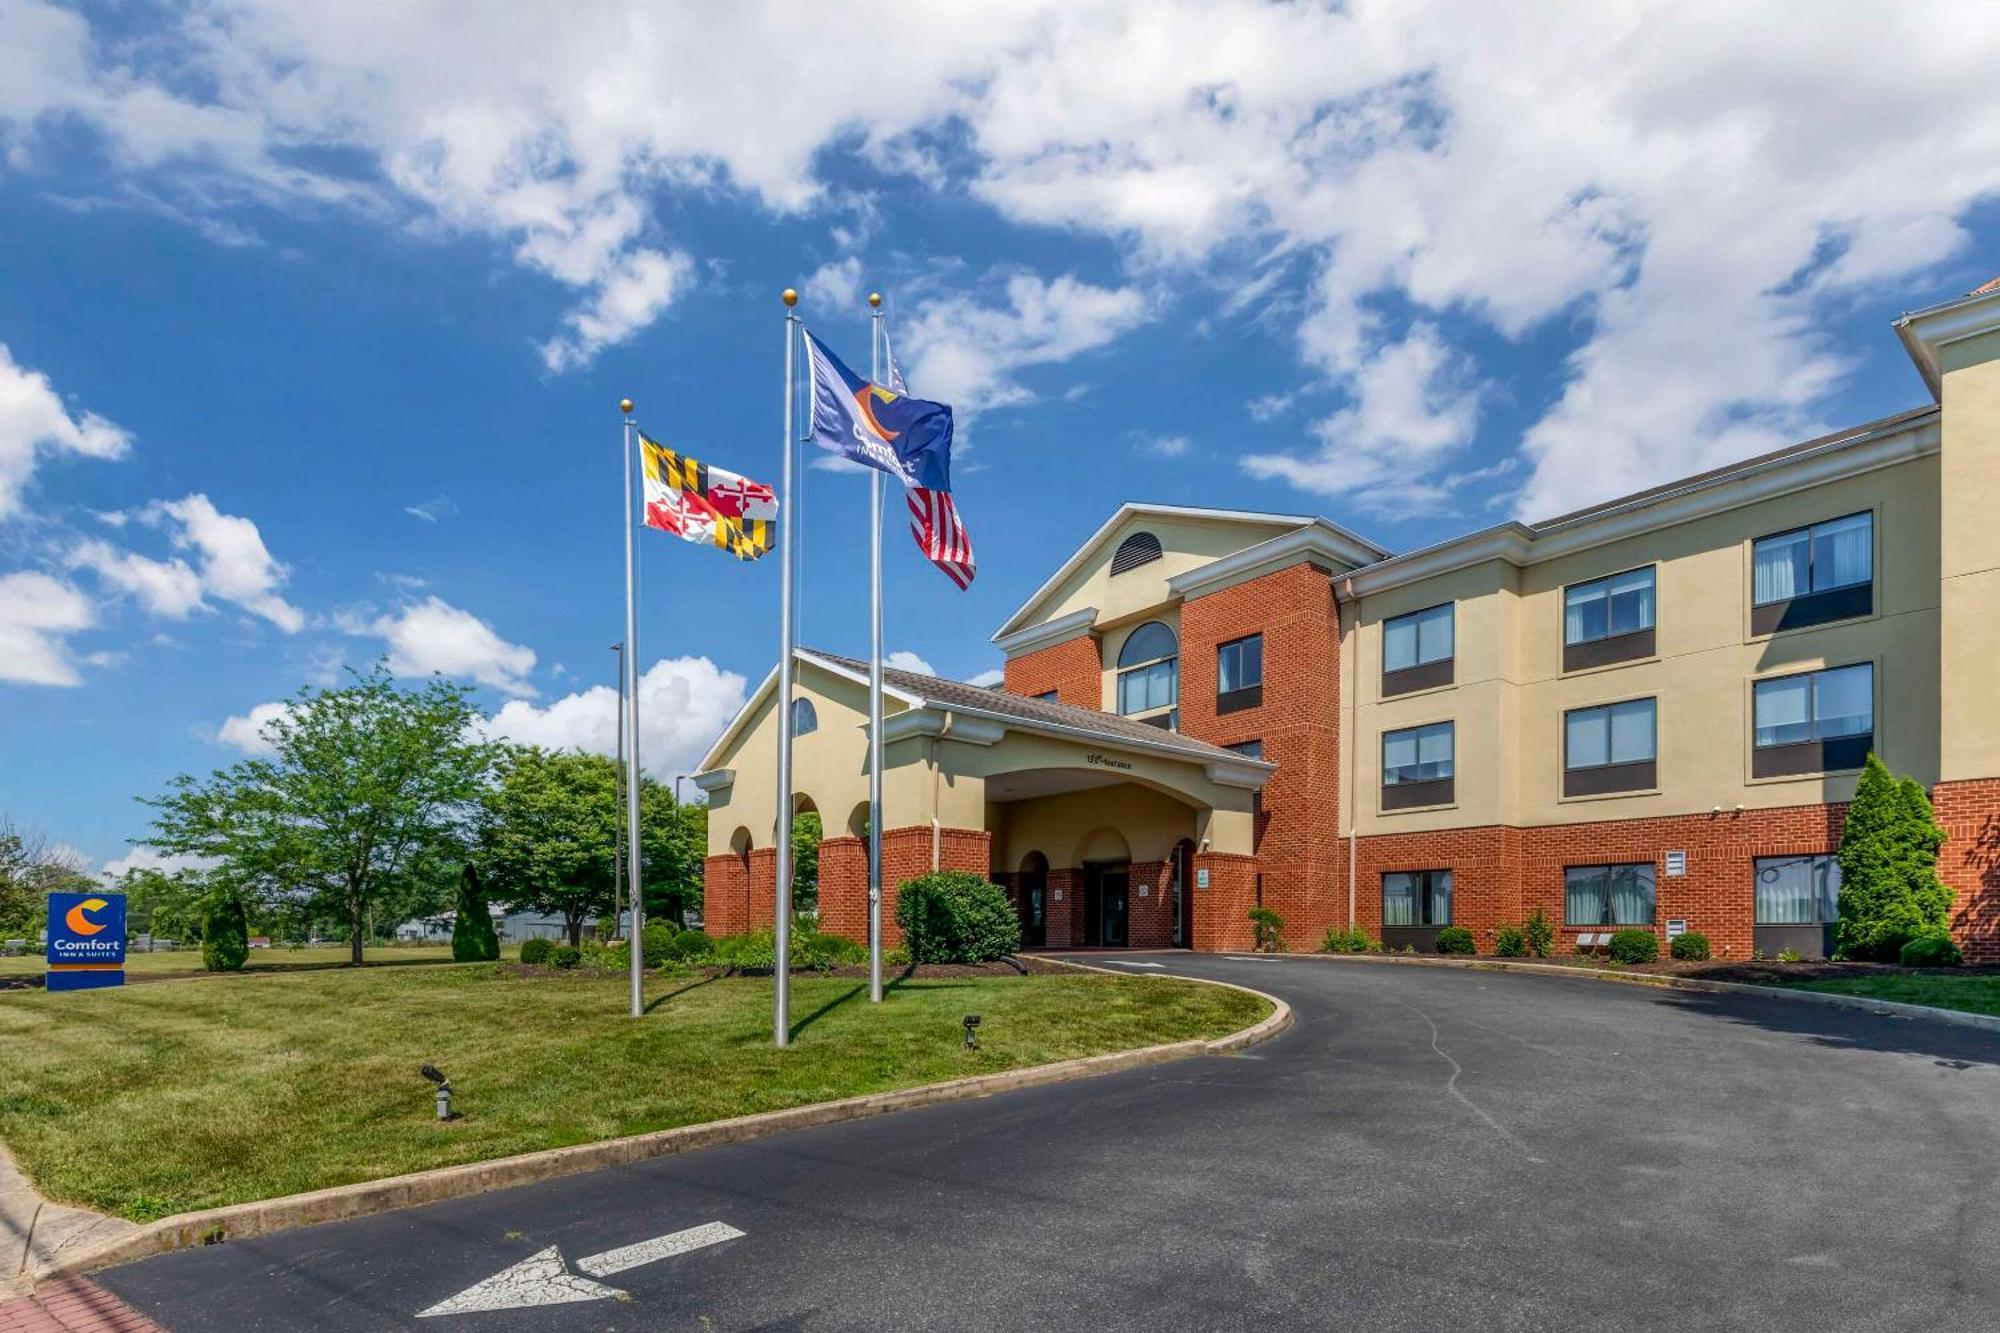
[3,0,1997,873]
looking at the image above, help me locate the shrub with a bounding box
[1434,925,1476,955]
[1669,931,1711,961]
[519,937,554,965]
[800,930,866,967]
[662,928,710,962]
[1607,928,1659,964]
[1523,908,1555,958]
[1900,931,1963,968]
[1493,923,1527,957]
[451,865,500,963]
[1320,925,1376,953]
[201,898,249,972]
[893,872,1020,964]
[1776,948,1803,963]
[1835,755,1951,961]
[551,944,582,969]
[1248,906,1285,952]
[641,921,678,968]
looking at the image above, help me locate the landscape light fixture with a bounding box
[962,1014,982,1050]
[420,1063,453,1121]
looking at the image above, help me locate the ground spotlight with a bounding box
[962,1014,982,1050]
[420,1063,453,1120]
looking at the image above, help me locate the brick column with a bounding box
[1193,852,1259,952]
[1128,860,1173,947]
[815,835,868,942]
[701,854,749,936]
[1936,778,2000,963]
[874,825,993,947]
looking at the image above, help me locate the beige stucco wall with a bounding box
[1939,329,2000,782]
[989,782,1203,870]
[1022,513,1296,636]
[1344,448,1944,834]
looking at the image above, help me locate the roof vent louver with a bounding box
[1110,531,1163,575]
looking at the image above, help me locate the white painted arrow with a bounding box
[1107,960,1166,968]
[417,1222,745,1318]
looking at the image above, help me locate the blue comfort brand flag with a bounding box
[46,891,127,992]
[802,329,954,493]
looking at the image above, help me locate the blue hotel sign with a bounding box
[46,892,127,992]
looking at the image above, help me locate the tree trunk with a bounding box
[565,910,584,949]
[349,889,365,967]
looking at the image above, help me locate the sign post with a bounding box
[46,892,126,992]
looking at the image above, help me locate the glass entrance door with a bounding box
[1100,869,1129,947]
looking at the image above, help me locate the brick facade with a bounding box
[1001,633,1101,708]
[1935,778,2000,963]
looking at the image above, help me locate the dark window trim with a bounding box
[1382,657,1454,696]
[1563,759,1657,797]
[1382,776,1454,810]
[1752,853,1842,927]
[1563,625,1656,673]
[1750,510,1874,602]
[1749,581,1873,635]
[1217,684,1263,714]
[1752,734,1872,779]
[1563,862,1657,926]
[1562,564,1658,647]
[1381,869,1452,927]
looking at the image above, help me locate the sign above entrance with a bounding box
[46,891,126,992]
[1085,753,1134,771]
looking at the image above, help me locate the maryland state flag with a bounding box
[640,433,777,560]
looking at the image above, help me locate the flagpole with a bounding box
[867,291,886,1005]
[619,400,644,1020]
[774,289,800,1047]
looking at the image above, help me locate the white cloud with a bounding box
[1137,434,1191,459]
[0,342,130,522]
[899,274,1148,416]
[967,667,1005,688]
[215,699,296,754]
[402,496,456,523]
[885,650,935,676]
[803,256,865,311]
[369,596,537,696]
[539,247,694,373]
[68,539,205,618]
[0,571,94,686]
[100,846,214,881]
[483,655,748,780]
[130,494,304,631]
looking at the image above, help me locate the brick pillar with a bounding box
[1936,778,2000,963]
[816,835,868,943]
[1128,860,1173,948]
[874,825,993,947]
[701,853,750,936]
[746,847,777,930]
[1193,852,1259,952]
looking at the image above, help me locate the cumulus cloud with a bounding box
[0,342,130,522]
[100,846,214,881]
[483,655,748,779]
[967,667,1005,688]
[215,699,296,754]
[113,495,303,631]
[368,596,537,696]
[0,571,94,685]
[885,650,935,676]
[539,247,693,373]
[1137,435,1191,459]
[67,539,205,619]
[898,274,1148,417]
[803,256,865,311]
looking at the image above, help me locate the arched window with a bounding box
[790,698,817,736]
[1116,621,1178,727]
[1110,530,1163,575]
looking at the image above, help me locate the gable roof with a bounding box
[990,502,1387,643]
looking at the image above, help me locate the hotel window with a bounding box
[1217,634,1263,714]
[1383,870,1452,927]
[1752,511,1873,634]
[1563,698,1657,797]
[1752,662,1873,778]
[1116,620,1178,729]
[1382,603,1454,696]
[790,698,818,737]
[1225,740,1264,760]
[1381,721,1453,810]
[1754,854,1843,959]
[1564,863,1656,926]
[1563,566,1656,671]
[1032,690,1059,703]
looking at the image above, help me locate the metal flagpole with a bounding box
[612,641,626,937]
[774,289,800,1047]
[619,401,645,1020]
[867,292,886,1004]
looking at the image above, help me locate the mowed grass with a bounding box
[0,964,1266,1221]
[1784,971,2000,1017]
[0,944,457,978]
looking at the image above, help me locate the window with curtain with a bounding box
[1116,620,1178,721]
[1564,699,1656,769]
[1383,604,1454,671]
[1754,663,1873,747]
[1564,863,1656,925]
[1564,567,1655,645]
[1218,634,1263,694]
[1753,512,1872,606]
[1383,870,1452,926]
[1754,855,1842,925]
[1383,722,1453,784]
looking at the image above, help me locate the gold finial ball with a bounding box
[781,288,799,307]
[618,398,634,415]
[868,291,882,308]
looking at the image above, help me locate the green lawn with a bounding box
[0,944,457,978]
[1783,972,2000,1018]
[0,964,1265,1221]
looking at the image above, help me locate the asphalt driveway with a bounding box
[96,954,2000,1331]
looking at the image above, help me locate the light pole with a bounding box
[674,773,688,806]
[612,641,626,939]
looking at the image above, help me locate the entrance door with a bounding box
[1171,841,1195,948]
[1099,868,1129,947]
[1019,868,1047,948]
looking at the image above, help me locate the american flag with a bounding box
[907,486,975,589]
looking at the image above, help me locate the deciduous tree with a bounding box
[480,748,617,947]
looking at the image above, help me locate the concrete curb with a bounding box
[1294,951,2000,1034]
[1036,955,1294,1054]
[32,970,1286,1283]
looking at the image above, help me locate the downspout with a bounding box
[931,710,955,871]
[1342,576,1358,930]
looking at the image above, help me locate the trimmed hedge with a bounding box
[1607,928,1659,964]
[1320,925,1376,954]
[1900,932,1963,968]
[551,945,582,969]
[1434,926,1476,955]
[519,937,554,965]
[894,872,1020,964]
[662,928,711,962]
[640,921,677,968]
[1669,931,1711,961]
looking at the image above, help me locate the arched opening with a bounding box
[1017,851,1049,948]
[791,794,821,921]
[1116,621,1178,730]
[1076,826,1133,948]
[1170,838,1197,949]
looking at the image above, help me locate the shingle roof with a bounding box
[805,650,1267,767]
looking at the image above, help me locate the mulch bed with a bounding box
[496,956,1068,982]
